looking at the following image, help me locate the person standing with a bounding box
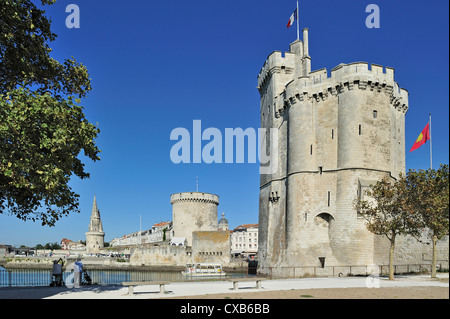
[73,257,83,288]
[52,258,64,286]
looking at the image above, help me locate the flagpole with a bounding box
[429,114,432,169]
[296,1,299,40]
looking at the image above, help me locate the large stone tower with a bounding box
[85,196,105,254]
[257,28,409,277]
[170,192,219,246]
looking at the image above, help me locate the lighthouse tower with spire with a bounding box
[85,196,105,254]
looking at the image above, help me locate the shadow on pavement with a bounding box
[0,284,123,299]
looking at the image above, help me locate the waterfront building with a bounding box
[231,224,258,257]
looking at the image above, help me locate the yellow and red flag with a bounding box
[409,123,430,152]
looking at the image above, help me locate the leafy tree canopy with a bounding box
[0,0,100,226]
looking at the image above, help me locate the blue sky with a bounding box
[1,0,448,247]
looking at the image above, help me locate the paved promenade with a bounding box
[0,273,447,299]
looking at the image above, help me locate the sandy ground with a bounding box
[164,276,449,299]
[167,286,448,299]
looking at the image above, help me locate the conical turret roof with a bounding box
[88,195,104,233]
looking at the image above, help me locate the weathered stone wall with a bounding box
[130,245,189,266]
[374,233,449,266]
[191,231,231,265]
[171,192,219,246]
[129,231,233,267]
[85,232,105,254]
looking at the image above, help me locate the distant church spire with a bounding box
[88,195,103,232]
[86,195,105,253]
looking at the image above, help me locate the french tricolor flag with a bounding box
[287,8,297,28]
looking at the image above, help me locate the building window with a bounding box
[310,145,313,155]
[373,110,377,119]
[327,191,331,207]
[319,166,323,175]
[331,129,334,139]
[359,125,362,135]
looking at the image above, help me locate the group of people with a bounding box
[51,257,85,287]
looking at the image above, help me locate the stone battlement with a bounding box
[257,50,296,89]
[257,46,409,117]
[170,192,219,205]
[263,62,410,117]
[258,53,408,110]
[301,62,406,96]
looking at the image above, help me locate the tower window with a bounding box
[359,125,362,135]
[331,129,334,139]
[319,166,323,175]
[327,191,331,206]
[310,145,313,155]
[373,110,377,119]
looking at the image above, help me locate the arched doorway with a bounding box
[312,213,335,266]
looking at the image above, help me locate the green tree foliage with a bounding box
[354,176,423,280]
[0,0,100,226]
[407,164,449,278]
[0,0,90,97]
[355,167,449,280]
[43,242,60,250]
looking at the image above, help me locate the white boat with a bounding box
[182,263,226,276]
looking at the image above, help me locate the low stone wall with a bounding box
[130,245,189,266]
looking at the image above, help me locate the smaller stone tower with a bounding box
[85,195,105,254]
[218,213,229,231]
[170,192,219,246]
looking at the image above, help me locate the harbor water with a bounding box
[0,266,252,288]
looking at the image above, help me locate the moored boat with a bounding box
[181,263,226,276]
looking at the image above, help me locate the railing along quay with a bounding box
[1,262,448,288]
[0,267,246,288]
[263,262,449,279]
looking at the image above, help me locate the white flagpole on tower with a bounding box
[429,114,432,169]
[296,1,300,40]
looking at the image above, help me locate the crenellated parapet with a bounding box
[269,61,409,118]
[170,192,219,205]
[257,50,296,95]
[171,192,219,247]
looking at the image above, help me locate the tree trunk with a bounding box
[431,234,437,278]
[389,235,396,280]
